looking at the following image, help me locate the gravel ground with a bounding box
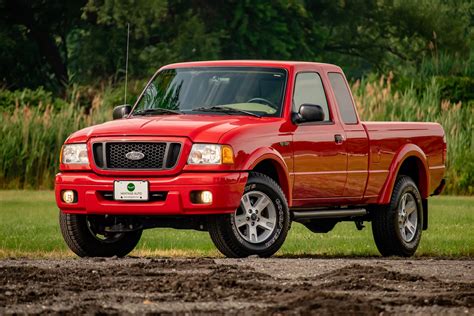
[0,257,472,315]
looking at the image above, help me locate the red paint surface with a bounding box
[56,61,445,215]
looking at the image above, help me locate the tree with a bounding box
[0,0,86,90]
[0,0,471,92]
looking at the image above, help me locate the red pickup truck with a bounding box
[56,61,446,258]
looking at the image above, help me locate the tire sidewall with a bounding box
[391,179,423,251]
[228,177,289,253]
[60,213,142,257]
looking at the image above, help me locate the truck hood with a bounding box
[66,114,265,143]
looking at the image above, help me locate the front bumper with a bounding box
[55,172,248,215]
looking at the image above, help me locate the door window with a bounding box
[293,72,331,122]
[328,72,358,124]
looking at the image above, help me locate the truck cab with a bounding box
[56,61,446,258]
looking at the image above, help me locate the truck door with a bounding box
[327,72,369,199]
[292,72,347,202]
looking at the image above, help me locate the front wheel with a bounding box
[372,176,423,257]
[59,212,142,257]
[208,172,290,258]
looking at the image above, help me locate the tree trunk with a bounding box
[27,28,69,87]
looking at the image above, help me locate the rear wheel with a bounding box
[59,212,142,257]
[208,172,290,258]
[372,176,423,257]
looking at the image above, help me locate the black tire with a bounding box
[208,172,290,258]
[59,212,142,257]
[372,175,423,257]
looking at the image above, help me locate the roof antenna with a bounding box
[124,23,130,105]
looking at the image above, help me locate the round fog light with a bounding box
[62,190,76,204]
[200,191,213,204]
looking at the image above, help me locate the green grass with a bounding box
[0,191,472,258]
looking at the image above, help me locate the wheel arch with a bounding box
[244,149,292,206]
[378,144,430,204]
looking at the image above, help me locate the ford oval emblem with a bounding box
[125,151,145,161]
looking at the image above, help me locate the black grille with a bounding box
[93,142,181,170]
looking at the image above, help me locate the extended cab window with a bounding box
[328,72,358,124]
[293,72,331,122]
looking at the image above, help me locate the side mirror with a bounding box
[112,105,132,120]
[292,104,325,123]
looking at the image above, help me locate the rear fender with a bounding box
[378,144,429,204]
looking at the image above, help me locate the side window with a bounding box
[328,72,358,124]
[293,72,331,122]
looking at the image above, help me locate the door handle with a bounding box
[334,134,344,144]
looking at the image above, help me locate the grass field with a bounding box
[0,191,472,258]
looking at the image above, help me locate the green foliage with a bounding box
[137,12,222,71]
[394,53,474,103]
[83,0,167,36]
[223,0,316,60]
[415,53,474,78]
[436,76,474,103]
[0,88,68,112]
[0,0,472,88]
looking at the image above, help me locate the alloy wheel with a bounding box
[233,191,277,244]
[397,192,418,242]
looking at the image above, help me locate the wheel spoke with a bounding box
[401,194,407,211]
[405,200,417,215]
[254,195,270,212]
[235,214,247,228]
[241,194,252,212]
[400,227,407,240]
[258,221,274,231]
[248,224,258,242]
[406,220,416,235]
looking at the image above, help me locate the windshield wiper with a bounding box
[192,106,261,118]
[133,108,182,116]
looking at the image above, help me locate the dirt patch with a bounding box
[0,258,472,314]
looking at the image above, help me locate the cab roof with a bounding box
[161,60,342,72]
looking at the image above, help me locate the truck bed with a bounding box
[362,122,445,201]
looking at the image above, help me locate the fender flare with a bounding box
[377,143,430,204]
[243,147,292,206]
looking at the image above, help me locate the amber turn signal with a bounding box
[222,145,234,164]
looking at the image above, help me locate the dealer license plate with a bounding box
[114,181,149,201]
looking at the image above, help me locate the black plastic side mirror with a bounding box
[112,105,132,120]
[292,104,325,123]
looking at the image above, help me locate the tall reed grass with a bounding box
[0,76,472,194]
[0,102,109,189]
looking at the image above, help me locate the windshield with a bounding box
[132,67,287,117]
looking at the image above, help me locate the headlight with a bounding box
[188,144,234,165]
[61,144,89,164]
